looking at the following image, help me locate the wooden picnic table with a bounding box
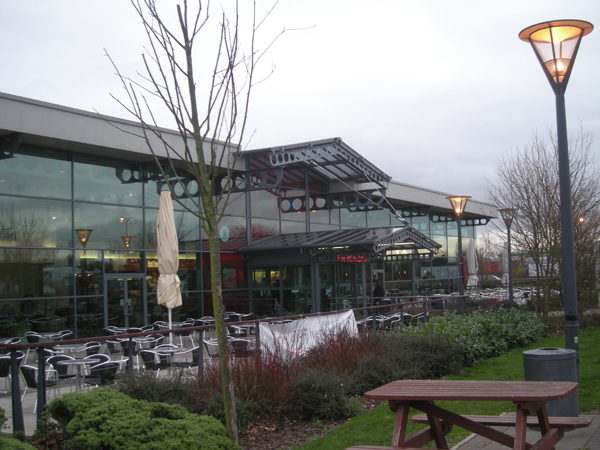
[349,379,585,450]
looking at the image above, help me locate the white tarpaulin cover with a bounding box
[157,191,182,311]
[466,239,479,288]
[259,310,358,360]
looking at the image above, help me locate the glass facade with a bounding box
[0,142,478,339]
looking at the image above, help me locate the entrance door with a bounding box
[105,275,146,329]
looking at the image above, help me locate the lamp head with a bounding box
[519,20,593,89]
[75,229,93,248]
[446,196,471,218]
[498,208,518,229]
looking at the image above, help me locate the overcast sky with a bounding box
[1,0,600,209]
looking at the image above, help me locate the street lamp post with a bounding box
[499,208,518,310]
[519,21,593,359]
[447,196,471,314]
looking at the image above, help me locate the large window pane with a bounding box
[250,189,279,219]
[250,219,279,241]
[367,209,391,227]
[341,209,366,228]
[222,192,246,216]
[146,251,201,293]
[0,145,71,199]
[75,250,103,296]
[74,154,142,206]
[145,208,200,251]
[280,188,306,222]
[145,177,200,210]
[0,248,72,299]
[0,196,72,248]
[74,203,143,249]
[104,251,142,273]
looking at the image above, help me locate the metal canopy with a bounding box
[244,138,392,189]
[237,226,441,257]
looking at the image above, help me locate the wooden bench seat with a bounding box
[411,414,591,429]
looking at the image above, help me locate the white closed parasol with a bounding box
[466,239,479,289]
[156,190,182,343]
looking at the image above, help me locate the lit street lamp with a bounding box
[498,208,518,309]
[447,196,470,314]
[519,20,593,359]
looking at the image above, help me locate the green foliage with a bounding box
[289,367,350,421]
[405,308,547,366]
[344,332,464,395]
[202,391,258,430]
[345,396,366,418]
[0,434,37,450]
[0,407,36,449]
[114,369,203,414]
[45,388,240,450]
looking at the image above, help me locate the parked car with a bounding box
[480,275,502,285]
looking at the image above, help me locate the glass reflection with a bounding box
[0,197,72,248]
[0,145,71,199]
[74,203,143,249]
[74,154,142,205]
[145,208,200,251]
[104,251,142,273]
[75,250,103,296]
[0,248,72,299]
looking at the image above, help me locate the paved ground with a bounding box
[451,413,600,450]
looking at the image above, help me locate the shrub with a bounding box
[0,435,37,450]
[348,332,463,395]
[45,388,240,450]
[202,351,297,417]
[288,367,349,421]
[406,308,547,366]
[115,370,202,414]
[202,391,257,430]
[301,328,378,374]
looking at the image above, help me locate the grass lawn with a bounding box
[293,326,599,450]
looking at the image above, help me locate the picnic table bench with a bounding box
[346,380,588,450]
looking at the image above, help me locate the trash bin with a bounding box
[380,298,391,313]
[523,347,578,417]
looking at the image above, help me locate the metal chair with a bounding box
[173,346,200,373]
[46,354,76,389]
[58,330,74,341]
[174,324,195,347]
[203,340,220,359]
[20,365,59,413]
[84,361,120,390]
[139,350,171,378]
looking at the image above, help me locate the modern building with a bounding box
[0,92,496,338]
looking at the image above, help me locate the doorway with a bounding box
[104,274,146,329]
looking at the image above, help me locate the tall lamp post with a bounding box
[519,20,593,359]
[447,196,471,314]
[498,208,518,309]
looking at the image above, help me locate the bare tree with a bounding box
[107,0,283,442]
[476,231,502,276]
[486,127,600,315]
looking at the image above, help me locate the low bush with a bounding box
[289,367,350,421]
[115,370,202,414]
[45,388,239,450]
[0,407,37,450]
[405,308,547,366]
[202,351,297,418]
[348,332,463,395]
